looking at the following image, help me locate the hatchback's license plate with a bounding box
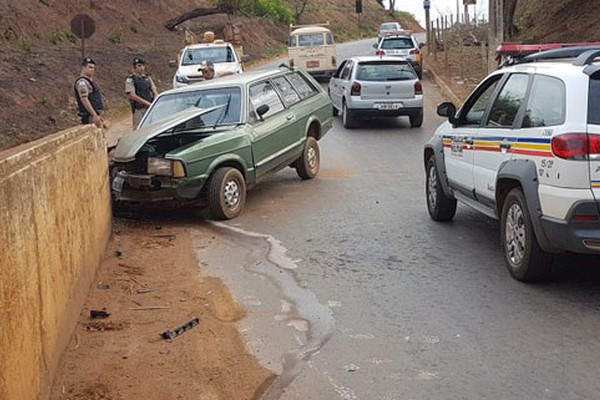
[375,102,403,110]
[306,60,320,68]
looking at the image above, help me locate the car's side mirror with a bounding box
[168,60,177,68]
[256,104,270,120]
[437,102,457,124]
[372,43,378,49]
[242,54,251,63]
[419,42,425,49]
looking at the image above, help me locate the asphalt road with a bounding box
[198,40,600,400]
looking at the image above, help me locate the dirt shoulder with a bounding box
[50,218,275,400]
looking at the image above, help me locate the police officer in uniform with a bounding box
[74,57,104,128]
[125,57,158,129]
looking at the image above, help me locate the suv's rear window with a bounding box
[299,34,324,47]
[588,72,600,125]
[522,75,565,128]
[181,46,235,66]
[381,37,414,50]
[356,62,415,81]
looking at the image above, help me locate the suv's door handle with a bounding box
[286,114,294,121]
[500,143,511,150]
[465,138,474,145]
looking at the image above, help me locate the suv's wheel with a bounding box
[500,188,554,282]
[332,104,339,117]
[342,101,355,129]
[410,110,424,128]
[295,137,320,179]
[426,157,457,221]
[207,167,246,220]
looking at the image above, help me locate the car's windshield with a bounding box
[380,23,398,32]
[140,87,242,129]
[381,37,414,50]
[356,62,416,81]
[181,46,235,66]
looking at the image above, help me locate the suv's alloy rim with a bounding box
[427,166,437,210]
[505,203,526,265]
[224,179,240,209]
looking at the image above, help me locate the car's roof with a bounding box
[290,26,332,35]
[184,41,234,50]
[380,22,400,27]
[161,67,297,96]
[348,56,409,63]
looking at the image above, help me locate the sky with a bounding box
[388,0,489,27]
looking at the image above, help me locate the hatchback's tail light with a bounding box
[350,82,361,96]
[414,81,423,95]
[552,133,600,160]
[290,58,295,67]
[375,50,385,56]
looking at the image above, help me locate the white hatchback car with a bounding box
[424,45,600,281]
[173,40,243,88]
[328,56,423,128]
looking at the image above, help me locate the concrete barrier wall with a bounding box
[0,126,112,400]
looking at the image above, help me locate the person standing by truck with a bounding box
[74,57,105,128]
[125,57,158,129]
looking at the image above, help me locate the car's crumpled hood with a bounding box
[113,107,215,162]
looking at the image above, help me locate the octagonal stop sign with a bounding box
[70,14,96,39]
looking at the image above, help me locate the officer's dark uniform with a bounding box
[128,74,155,113]
[74,77,104,124]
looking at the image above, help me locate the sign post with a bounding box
[70,14,96,60]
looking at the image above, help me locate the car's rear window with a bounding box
[381,37,414,50]
[588,72,600,125]
[181,46,236,66]
[356,62,416,81]
[298,34,325,47]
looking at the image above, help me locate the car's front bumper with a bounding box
[111,171,206,203]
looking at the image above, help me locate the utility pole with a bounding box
[424,0,431,54]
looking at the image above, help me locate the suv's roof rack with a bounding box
[497,43,600,67]
[290,22,330,30]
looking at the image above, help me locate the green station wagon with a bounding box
[111,66,333,219]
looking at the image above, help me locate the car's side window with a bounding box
[286,72,318,99]
[249,81,285,122]
[326,33,334,45]
[272,76,301,106]
[485,73,530,128]
[341,61,353,80]
[522,75,566,128]
[460,74,503,126]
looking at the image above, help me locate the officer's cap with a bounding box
[81,57,96,66]
[133,57,146,66]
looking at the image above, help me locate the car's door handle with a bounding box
[286,114,294,121]
[465,138,474,145]
[499,142,511,150]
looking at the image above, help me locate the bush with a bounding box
[108,32,122,44]
[252,0,294,24]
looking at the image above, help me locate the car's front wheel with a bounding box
[207,167,246,220]
[426,157,456,221]
[500,188,554,282]
[295,136,320,179]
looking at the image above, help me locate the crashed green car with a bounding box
[111,66,333,219]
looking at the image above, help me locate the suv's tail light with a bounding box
[552,133,600,160]
[414,81,423,95]
[350,82,361,96]
[375,50,385,56]
[332,56,337,67]
[290,58,295,67]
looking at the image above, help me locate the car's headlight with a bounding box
[175,75,189,84]
[147,157,186,178]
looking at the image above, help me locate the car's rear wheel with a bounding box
[426,157,456,221]
[500,188,554,282]
[410,110,424,128]
[342,101,355,129]
[295,137,320,179]
[207,167,246,220]
[332,104,339,117]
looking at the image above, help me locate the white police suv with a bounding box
[424,45,600,282]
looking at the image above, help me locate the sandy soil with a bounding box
[49,217,276,400]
